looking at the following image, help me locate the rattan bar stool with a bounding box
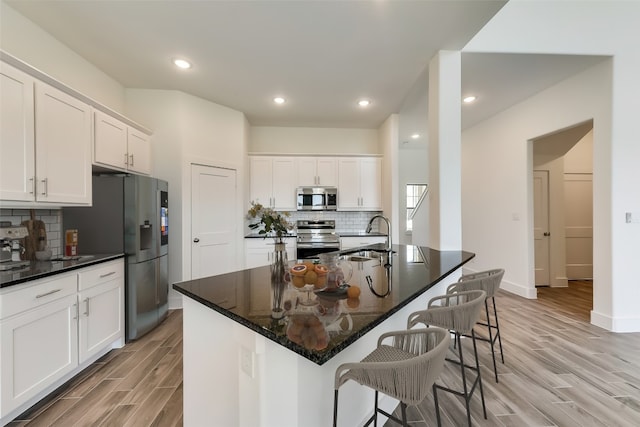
[407,290,487,427]
[333,327,450,427]
[447,268,505,383]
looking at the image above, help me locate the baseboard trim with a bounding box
[169,295,183,310]
[591,310,640,332]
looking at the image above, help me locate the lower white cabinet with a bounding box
[245,238,297,269]
[77,261,124,363]
[0,259,124,424]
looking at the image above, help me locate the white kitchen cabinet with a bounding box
[0,62,35,202]
[249,156,297,210]
[297,157,337,187]
[337,157,382,211]
[0,273,78,418]
[77,260,124,363]
[340,235,388,250]
[0,259,124,423]
[94,110,151,175]
[245,237,297,269]
[0,60,92,206]
[34,81,92,204]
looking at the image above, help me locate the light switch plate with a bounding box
[626,212,640,223]
[240,346,255,378]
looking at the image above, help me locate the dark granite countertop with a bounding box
[0,254,125,288]
[173,243,474,365]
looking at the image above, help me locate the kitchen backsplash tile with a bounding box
[286,210,384,234]
[0,209,63,257]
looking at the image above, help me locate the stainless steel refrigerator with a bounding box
[63,174,169,341]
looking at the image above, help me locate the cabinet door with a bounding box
[127,128,151,175]
[271,157,296,210]
[250,156,273,207]
[316,158,337,187]
[337,158,361,209]
[34,82,92,204]
[94,110,127,171]
[0,294,78,415]
[297,157,318,186]
[78,279,123,363]
[359,158,382,210]
[0,62,35,202]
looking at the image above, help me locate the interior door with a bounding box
[533,170,550,286]
[191,164,238,279]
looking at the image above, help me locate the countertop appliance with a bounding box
[63,174,169,341]
[0,224,30,270]
[297,186,337,211]
[296,219,340,259]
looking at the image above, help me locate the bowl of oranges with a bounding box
[290,261,328,290]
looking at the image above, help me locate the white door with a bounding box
[191,164,238,279]
[533,170,550,286]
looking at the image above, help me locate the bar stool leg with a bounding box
[433,383,442,427]
[374,390,379,427]
[455,333,473,427]
[471,330,487,419]
[492,296,505,363]
[333,389,339,427]
[485,298,499,383]
[400,402,408,427]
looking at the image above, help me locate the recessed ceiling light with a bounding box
[358,99,371,107]
[173,58,192,69]
[463,95,477,103]
[411,133,420,139]
[273,97,286,104]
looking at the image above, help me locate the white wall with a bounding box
[0,2,126,113]
[464,0,640,331]
[249,126,379,154]
[126,90,247,309]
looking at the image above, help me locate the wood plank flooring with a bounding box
[9,280,640,427]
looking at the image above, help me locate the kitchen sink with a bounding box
[341,249,395,263]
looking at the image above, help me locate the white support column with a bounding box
[428,50,462,250]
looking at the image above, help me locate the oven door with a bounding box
[296,244,340,260]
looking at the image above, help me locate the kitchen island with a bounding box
[173,244,474,427]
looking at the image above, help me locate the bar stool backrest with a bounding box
[447,268,504,298]
[408,290,486,335]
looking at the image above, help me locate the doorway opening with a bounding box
[532,120,593,320]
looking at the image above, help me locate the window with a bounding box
[406,184,428,232]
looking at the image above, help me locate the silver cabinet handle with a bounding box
[36,288,61,298]
[543,232,551,236]
[124,153,129,166]
[29,177,35,194]
[193,237,200,243]
[73,302,78,320]
[129,154,134,167]
[40,177,48,196]
[83,298,90,316]
[99,271,116,278]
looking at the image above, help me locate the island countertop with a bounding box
[173,243,474,365]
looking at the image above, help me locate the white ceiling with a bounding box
[6,0,607,130]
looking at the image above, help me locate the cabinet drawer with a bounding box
[77,260,124,291]
[0,273,77,320]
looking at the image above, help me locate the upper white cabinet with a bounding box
[337,157,382,211]
[250,156,297,210]
[0,62,35,202]
[94,110,151,175]
[0,60,92,205]
[297,157,337,187]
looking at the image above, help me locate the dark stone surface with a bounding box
[173,243,474,365]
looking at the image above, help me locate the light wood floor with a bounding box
[10,281,640,427]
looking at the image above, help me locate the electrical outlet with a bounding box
[240,347,254,378]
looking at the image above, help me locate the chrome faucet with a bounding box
[366,214,392,252]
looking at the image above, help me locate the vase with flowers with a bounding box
[246,201,294,318]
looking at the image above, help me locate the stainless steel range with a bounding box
[0,224,30,271]
[296,220,340,259]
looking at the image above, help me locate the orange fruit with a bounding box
[315,274,327,288]
[292,275,306,288]
[346,297,360,309]
[303,261,316,271]
[304,270,318,285]
[314,264,328,275]
[347,285,361,299]
[290,264,307,276]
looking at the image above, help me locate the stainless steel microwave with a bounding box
[297,187,337,211]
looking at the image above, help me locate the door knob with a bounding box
[193,238,200,243]
[543,232,550,236]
